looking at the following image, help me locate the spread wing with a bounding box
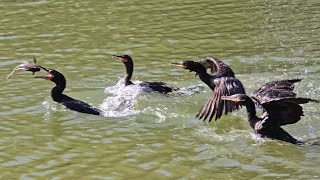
[199,57,235,77]
[261,97,318,126]
[251,79,318,127]
[197,76,245,122]
[250,79,301,105]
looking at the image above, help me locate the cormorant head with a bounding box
[221,94,250,105]
[172,60,206,74]
[35,67,66,85]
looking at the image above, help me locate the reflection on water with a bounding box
[0,0,319,179]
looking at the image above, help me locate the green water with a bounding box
[1,0,320,179]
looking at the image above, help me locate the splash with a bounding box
[42,101,57,112]
[140,107,180,123]
[100,79,142,117]
[100,79,205,118]
[195,125,252,143]
[174,85,204,96]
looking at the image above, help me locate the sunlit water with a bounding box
[0,0,319,179]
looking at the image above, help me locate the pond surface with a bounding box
[0,0,319,179]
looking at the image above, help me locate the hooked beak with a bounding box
[171,62,187,69]
[112,55,127,62]
[221,96,242,102]
[35,73,53,80]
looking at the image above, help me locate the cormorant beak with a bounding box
[35,73,53,80]
[38,65,49,72]
[221,96,242,102]
[112,55,127,62]
[171,62,187,69]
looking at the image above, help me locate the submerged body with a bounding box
[173,57,245,121]
[113,55,179,94]
[36,67,102,115]
[222,79,318,144]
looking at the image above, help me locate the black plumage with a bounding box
[113,55,179,93]
[222,79,318,144]
[173,57,245,122]
[35,67,102,115]
[200,56,235,77]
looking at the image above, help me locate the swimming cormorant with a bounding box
[172,58,245,121]
[35,66,102,115]
[221,79,318,144]
[112,55,179,93]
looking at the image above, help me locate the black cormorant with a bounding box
[113,55,179,93]
[221,79,318,144]
[35,66,102,115]
[173,58,245,121]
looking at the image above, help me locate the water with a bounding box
[0,0,320,179]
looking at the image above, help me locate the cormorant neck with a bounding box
[245,98,258,122]
[124,62,134,86]
[197,71,214,90]
[51,79,66,102]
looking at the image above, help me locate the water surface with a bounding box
[0,0,319,179]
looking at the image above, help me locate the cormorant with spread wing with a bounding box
[172,56,245,121]
[222,79,318,144]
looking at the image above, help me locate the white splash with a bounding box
[100,78,205,118]
[174,85,204,96]
[195,125,251,143]
[100,79,142,117]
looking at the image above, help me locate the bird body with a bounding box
[36,68,102,115]
[113,55,179,93]
[173,58,245,121]
[222,79,318,144]
[53,93,101,116]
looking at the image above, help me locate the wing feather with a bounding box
[251,79,318,127]
[261,97,318,126]
[251,79,301,105]
[200,57,235,77]
[197,77,245,122]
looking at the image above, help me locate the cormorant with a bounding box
[35,66,102,115]
[112,55,179,93]
[172,58,245,121]
[221,79,318,144]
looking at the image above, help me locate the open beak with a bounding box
[112,55,127,62]
[171,62,187,68]
[221,96,241,102]
[35,73,53,80]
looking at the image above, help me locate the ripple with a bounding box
[2,156,35,167]
[0,0,320,179]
